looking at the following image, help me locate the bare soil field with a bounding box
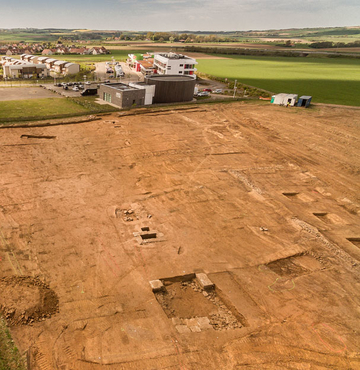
[0,102,359,369]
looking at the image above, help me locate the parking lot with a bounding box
[95,61,143,83]
[0,87,62,101]
[42,82,99,98]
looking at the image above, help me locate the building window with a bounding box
[103,92,112,103]
[179,71,183,74]
[180,64,183,67]
[167,66,171,70]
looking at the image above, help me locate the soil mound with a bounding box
[0,276,59,326]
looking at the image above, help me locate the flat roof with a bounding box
[155,53,194,60]
[146,75,195,82]
[102,83,139,91]
[275,93,298,98]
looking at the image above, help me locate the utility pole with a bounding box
[233,79,237,98]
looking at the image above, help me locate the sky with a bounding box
[1,0,359,31]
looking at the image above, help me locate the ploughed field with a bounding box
[197,55,360,106]
[0,102,359,369]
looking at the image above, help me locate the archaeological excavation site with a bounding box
[0,101,359,369]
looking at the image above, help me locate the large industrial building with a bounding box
[153,53,197,77]
[99,75,196,108]
[145,75,196,103]
[99,83,155,109]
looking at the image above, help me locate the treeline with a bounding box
[309,41,360,48]
[146,32,237,42]
[106,32,237,43]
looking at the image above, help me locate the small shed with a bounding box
[297,95,312,108]
[272,93,298,106]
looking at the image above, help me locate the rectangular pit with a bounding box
[140,232,157,240]
[153,274,244,332]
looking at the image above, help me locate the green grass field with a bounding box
[61,49,140,63]
[197,55,360,106]
[0,96,119,123]
[0,98,88,121]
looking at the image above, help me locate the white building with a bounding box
[272,93,298,106]
[153,53,197,78]
[63,63,80,75]
[2,63,48,78]
[129,82,155,105]
[53,60,68,74]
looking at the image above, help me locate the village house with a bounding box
[42,49,54,55]
[90,46,109,55]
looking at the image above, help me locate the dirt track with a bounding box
[0,102,359,369]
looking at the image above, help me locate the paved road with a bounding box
[95,62,143,84]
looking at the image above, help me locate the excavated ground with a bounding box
[0,102,359,369]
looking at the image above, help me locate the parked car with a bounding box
[73,86,79,91]
[214,89,223,94]
[197,91,210,97]
[81,88,98,96]
[203,88,212,92]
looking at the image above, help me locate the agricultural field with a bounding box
[62,49,138,63]
[197,55,360,106]
[0,31,56,42]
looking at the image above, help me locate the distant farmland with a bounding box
[197,55,360,106]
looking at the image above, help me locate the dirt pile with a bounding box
[0,276,59,326]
